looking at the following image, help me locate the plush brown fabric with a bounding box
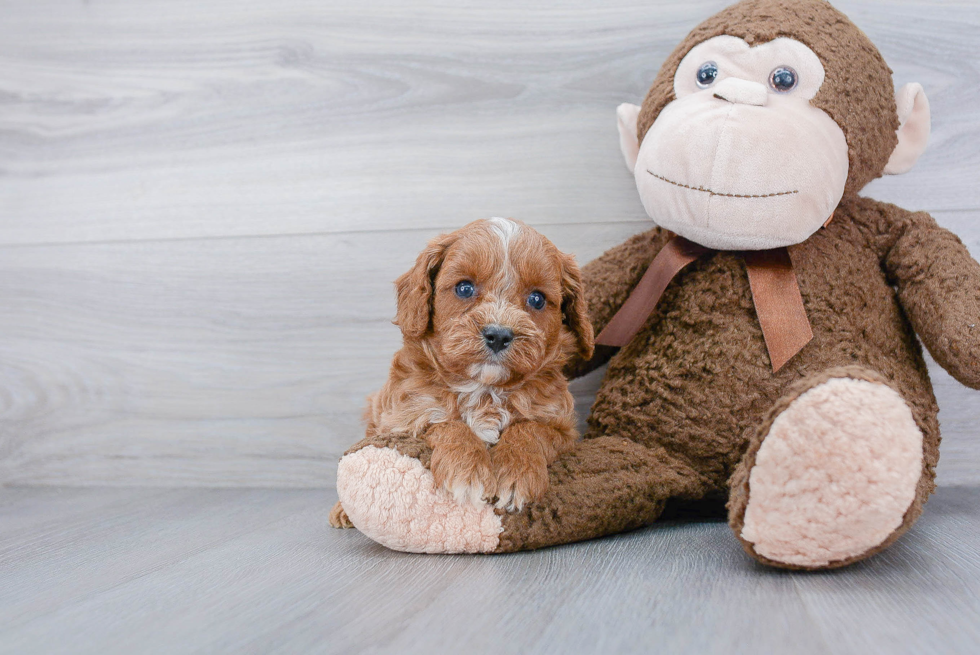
[497,436,708,552]
[346,431,433,469]
[496,195,977,555]
[636,0,898,197]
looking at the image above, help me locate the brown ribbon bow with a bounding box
[595,235,813,372]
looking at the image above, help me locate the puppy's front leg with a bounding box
[492,422,574,512]
[426,421,496,506]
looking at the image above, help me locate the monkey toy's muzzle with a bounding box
[634,79,849,251]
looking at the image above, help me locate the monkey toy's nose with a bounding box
[712,77,768,107]
[482,325,514,354]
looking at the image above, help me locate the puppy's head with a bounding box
[395,218,594,385]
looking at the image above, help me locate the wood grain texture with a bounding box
[1,0,979,487]
[0,221,649,487]
[1,0,978,246]
[0,485,978,654]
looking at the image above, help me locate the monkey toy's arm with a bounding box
[867,200,980,389]
[564,226,672,378]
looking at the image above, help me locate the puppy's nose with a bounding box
[482,325,514,354]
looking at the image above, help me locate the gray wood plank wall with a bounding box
[1,0,978,487]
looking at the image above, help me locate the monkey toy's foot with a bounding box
[336,440,503,554]
[729,369,926,570]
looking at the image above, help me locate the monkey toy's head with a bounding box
[618,0,931,250]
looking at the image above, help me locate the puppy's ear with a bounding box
[559,253,595,360]
[394,232,456,339]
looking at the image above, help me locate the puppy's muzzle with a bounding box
[482,325,514,354]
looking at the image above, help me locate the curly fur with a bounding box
[331,218,594,523]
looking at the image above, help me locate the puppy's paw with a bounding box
[430,441,496,506]
[329,501,354,529]
[491,442,549,512]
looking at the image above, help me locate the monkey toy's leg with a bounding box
[495,435,707,551]
[727,366,938,570]
[333,431,705,554]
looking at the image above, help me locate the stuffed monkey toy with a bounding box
[334,0,980,569]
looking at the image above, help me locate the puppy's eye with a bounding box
[526,291,546,311]
[455,280,476,299]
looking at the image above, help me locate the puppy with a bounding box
[331,217,594,527]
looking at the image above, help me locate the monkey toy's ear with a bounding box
[617,103,642,173]
[883,83,931,175]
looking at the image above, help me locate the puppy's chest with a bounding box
[451,383,512,444]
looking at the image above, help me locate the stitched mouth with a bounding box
[647,170,798,199]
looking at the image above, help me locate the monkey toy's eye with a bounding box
[526,291,546,311]
[696,61,719,88]
[769,66,798,93]
[455,280,476,299]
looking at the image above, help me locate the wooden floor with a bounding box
[1,485,978,654]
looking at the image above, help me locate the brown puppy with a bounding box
[331,218,593,527]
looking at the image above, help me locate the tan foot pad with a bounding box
[336,445,502,554]
[741,378,923,568]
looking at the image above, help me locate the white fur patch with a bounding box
[336,446,502,554]
[487,217,521,291]
[487,216,521,246]
[448,479,487,507]
[741,378,923,567]
[452,377,510,444]
[468,362,507,386]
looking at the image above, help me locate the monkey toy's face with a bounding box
[618,27,931,253]
[634,36,848,250]
[633,36,848,250]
